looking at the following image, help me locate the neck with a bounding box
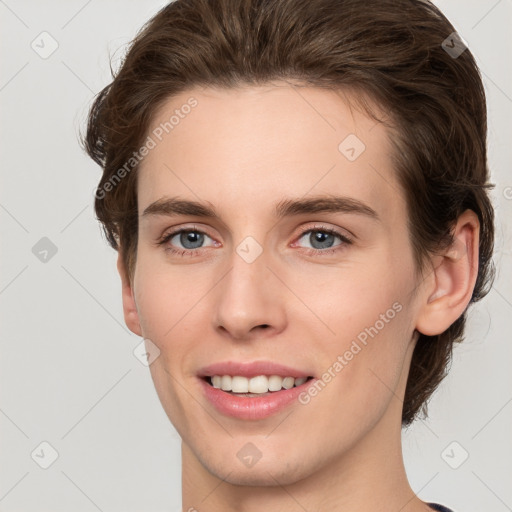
[181,400,430,512]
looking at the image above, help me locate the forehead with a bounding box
[137,82,403,224]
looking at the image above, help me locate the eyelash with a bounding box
[156,224,353,258]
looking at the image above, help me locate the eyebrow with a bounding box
[141,195,380,221]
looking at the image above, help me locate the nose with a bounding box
[212,247,287,342]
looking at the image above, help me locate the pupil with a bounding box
[181,231,204,249]
[311,231,333,249]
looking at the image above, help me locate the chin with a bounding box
[199,450,312,487]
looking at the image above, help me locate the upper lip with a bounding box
[197,360,313,379]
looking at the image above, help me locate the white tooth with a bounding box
[232,376,249,393]
[248,375,269,393]
[282,376,295,389]
[221,375,232,391]
[268,375,284,391]
[216,375,305,393]
[294,377,307,387]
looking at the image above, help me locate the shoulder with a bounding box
[428,503,455,512]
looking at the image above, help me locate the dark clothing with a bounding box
[428,503,454,512]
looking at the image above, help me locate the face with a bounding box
[126,82,425,486]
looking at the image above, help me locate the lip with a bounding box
[199,376,316,420]
[197,360,313,379]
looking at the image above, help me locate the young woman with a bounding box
[82,1,495,510]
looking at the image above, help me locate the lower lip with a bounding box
[199,377,315,420]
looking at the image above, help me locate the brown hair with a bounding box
[81,0,495,426]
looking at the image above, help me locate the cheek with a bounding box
[295,254,414,404]
[291,251,410,340]
[133,255,205,340]
[132,263,201,430]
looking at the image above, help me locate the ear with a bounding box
[415,209,480,336]
[117,252,142,336]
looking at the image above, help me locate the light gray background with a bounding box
[0,1,511,511]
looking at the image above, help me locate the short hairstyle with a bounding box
[82,0,495,426]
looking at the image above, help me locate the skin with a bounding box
[118,81,479,511]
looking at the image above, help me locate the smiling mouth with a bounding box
[202,375,315,396]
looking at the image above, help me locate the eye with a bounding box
[157,227,217,256]
[293,225,352,255]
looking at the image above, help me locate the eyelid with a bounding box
[293,222,353,241]
[155,223,217,246]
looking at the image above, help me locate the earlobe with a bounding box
[416,210,480,336]
[117,252,142,336]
